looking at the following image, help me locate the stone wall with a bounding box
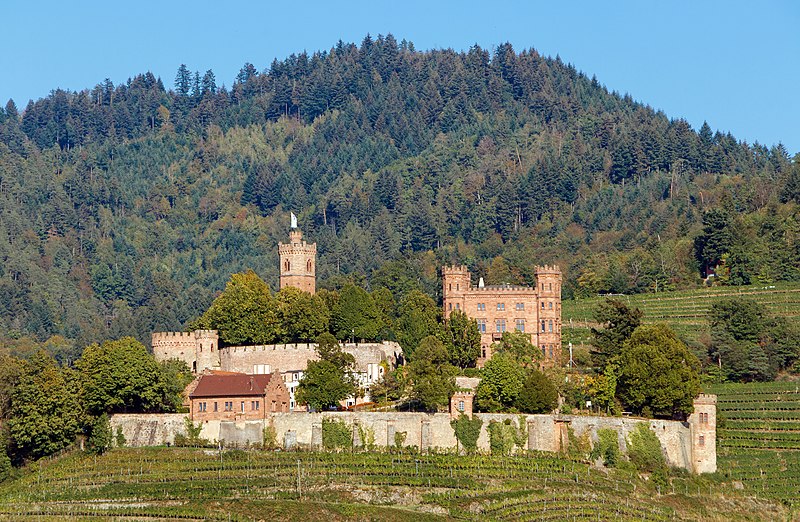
[110,410,714,473]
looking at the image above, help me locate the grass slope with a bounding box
[0,447,790,521]
[562,282,800,349]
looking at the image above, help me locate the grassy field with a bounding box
[708,381,800,507]
[562,282,800,349]
[0,446,791,521]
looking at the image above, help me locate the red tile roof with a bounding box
[190,373,272,398]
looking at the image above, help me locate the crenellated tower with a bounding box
[278,228,317,294]
[535,265,562,364]
[442,265,471,317]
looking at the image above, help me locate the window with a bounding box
[448,303,452,311]
[455,303,460,310]
[197,402,206,412]
[515,319,525,332]
[476,319,487,333]
[252,400,260,411]
[549,283,552,291]
[213,402,218,412]
[224,401,232,411]
[541,302,545,309]
[458,400,465,412]
[548,301,553,310]
[497,303,505,311]
[307,259,312,272]
[495,319,506,333]
[541,283,544,292]
[541,346,546,357]
[271,401,277,412]
[290,400,295,410]
[284,260,290,272]
[477,303,486,311]
[548,345,554,358]
[699,435,705,447]
[449,284,452,291]
[548,320,554,332]
[456,283,460,291]
[541,320,546,332]
[240,401,245,413]
[516,302,524,311]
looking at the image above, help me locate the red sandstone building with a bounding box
[189,372,291,422]
[442,265,562,366]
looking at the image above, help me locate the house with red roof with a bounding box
[189,371,291,421]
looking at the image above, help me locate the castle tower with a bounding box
[690,394,717,473]
[535,265,562,365]
[194,329,220,373]
[442,265,471,318]
[278,227,317,294]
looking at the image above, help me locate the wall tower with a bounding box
[278,228,317,294]
[690,394,717,473]
[535,265,562,364]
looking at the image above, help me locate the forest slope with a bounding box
[0,35,798,355]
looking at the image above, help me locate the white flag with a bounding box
[290,212,298,229]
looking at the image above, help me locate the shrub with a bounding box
[0,449,11,483]
[87,414,112,455]
[114,426,126,448]
[567,426,591,460]
[394,431,407,450]
[263,425,277,450]
[450,414,482,454]
[627,423,666,472]
[174,417,210,447]
[487,420,515,455]
[322,419,352,450]
[515,370,558,413]
[591,428,619,467]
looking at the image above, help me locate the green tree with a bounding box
[87,414,112,455]
[396,290,441,360]
[515,370,558,413]
[475,353,525,412]
[8,351,82,461]
[331,284,381,341]
[0,354,22,419]
[442,309,481,369]
[590,298,643,369]
[77,337,185,415]
[275,286,330,342]
[450,414,482,453]
[493,331,540,368]
[694,207,734,278]
[296,334,358,411]
[615,324,701,418]
[190,270,281,345]
[408,336,456,411]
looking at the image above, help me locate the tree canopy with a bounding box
[615,324,701,418]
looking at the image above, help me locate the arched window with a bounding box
[307,259,312,272]
[284,259,290,272]
[548,320,554,332]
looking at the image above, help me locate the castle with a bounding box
[153,222,400,410]
[442,265,562,366]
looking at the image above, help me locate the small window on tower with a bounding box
[284,260,290,272]
[307,259,312,272]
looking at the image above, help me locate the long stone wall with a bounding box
[110,410,712,473]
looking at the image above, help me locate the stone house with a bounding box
[189,372,290,422]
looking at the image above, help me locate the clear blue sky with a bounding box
[3,0,798,154]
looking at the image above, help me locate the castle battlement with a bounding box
[152,331,196,342]
[442,265,469,274]
[694,394,718,404]
[466,285,534,293]
[535,265,562,274]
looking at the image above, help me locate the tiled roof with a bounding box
[190,373,272,398]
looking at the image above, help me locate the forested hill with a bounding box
[1,35,798,358]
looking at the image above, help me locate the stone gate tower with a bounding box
[278,222,316,295]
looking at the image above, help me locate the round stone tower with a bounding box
[278,228,317,294]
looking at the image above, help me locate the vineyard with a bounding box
[562,282,800,348]
[709,381,800,506]
[0,447,788,521]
